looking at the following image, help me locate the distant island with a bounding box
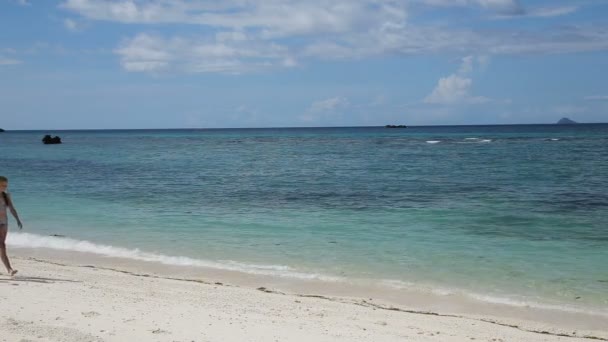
[0,128,4,132]
[557,117,577,124]
[385,125,407,128]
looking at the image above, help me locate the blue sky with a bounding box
[1,0,607,129]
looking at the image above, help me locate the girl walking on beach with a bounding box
[0,176,23,276]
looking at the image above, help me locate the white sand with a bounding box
[1,255,606,342]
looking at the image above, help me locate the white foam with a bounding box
[467,293,608,317]
[380,279,419,290]
[464,138,479,140]
[480,139,492,143]
[8,233,342,282]
[426,140,441,144]
[380,279,456,295]
[379,279,608,316]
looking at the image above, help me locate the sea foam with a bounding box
[380,279,608,317]
[8,232,342,281]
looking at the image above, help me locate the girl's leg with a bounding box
[0,225,16,275]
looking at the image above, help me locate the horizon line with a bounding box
[0,122,608,132]
[2,122,607,132]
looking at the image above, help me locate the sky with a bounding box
[1,0,608,129]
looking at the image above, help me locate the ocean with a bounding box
[1,124,607,313]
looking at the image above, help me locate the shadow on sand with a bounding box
[0,276,80,284]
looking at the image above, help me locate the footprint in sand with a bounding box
[81,311,101,318]
[151,328,170,334]
[4,318,104,342]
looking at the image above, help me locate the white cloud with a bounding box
[492,5,579,19]
[60,1,608,73]
[64,18,77,31]
[301,96,350,122]
[310,97,350,112]
[281,56,298,67]
[477,55,490,69]
[114,34,172,72]
[425,74,472,104]
[303,42,356,60]
[421,0,523,15]
[0,56,22,66]
[458,55,474,74]
[114,33,293,74]
[424,74,488,104]
[424,55,489,105]
[64,18,86,32]
[61,0,407,38]
[585,95,608,101]
[487,32,608,54]
[528,6,578,18]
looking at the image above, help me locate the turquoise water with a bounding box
[1,125,607,310]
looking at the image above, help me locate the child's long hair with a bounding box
[0,176,11,207]
[1,192,9,207]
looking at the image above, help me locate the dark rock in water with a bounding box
[42,135,62,144]
[385,125,407,128]
[557,117,577,124]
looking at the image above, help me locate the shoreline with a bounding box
[9,233,607,320]
[5,247,607,341]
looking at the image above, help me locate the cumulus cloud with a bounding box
[79,0,401,72]
[424,55,489,105]
[425,75,472,104]
[61,0,407,37]
[114,33,294,73]
[114,34,172,72]
[60,1,608,74]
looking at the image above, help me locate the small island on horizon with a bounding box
[557,117,577,124]
[385,124,407,128]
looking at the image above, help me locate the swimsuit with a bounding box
[0,192,8,226]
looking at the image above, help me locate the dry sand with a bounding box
[1,253,607,342]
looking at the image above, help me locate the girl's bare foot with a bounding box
[9,269,17,276]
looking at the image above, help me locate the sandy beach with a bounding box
[4,0,608,339]
[1,249,606,342]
